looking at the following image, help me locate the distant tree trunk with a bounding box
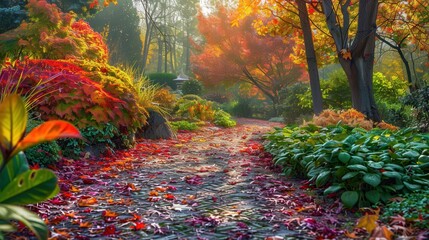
[296,0,323,115]
[376,33,416,92]
[157,36,163,72]
[322,0,381,121]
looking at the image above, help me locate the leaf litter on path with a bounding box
[14,119,358,239]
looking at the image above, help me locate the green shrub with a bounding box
[174,96,215,121]
[214,110,236,128]
[170,120,199,131]
[381,189,429,229]
[403,86,429,132]
[181,79,204,96]
[58,123,119,158]
[279,83,313,124]
[231,98,253,117]
[146,72,177,90]
[24,119,61,167]
[265,124,429,208]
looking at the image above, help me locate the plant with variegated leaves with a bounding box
[0,94,81,239]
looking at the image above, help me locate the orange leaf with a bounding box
[79,222,93,228]
[164,194,176,200]
[344,231,360,238]
[70,185,81,193]
[340,48,352,60]
[13,120,81,155]
[102,210,118,218]
[356,213,379,233]
[370,226,393,240]
[149,190,159,196]
[77,197,98,207]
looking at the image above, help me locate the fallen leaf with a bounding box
[356,213,379,233]
[77,197,98,207]
[79,222,92,228]
[130,222,146,231]
[370,226,393,240]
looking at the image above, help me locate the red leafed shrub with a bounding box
[0,0,108,62]
[0,59,146,133]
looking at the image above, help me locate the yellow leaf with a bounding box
[0,94,27,156]
[356,213,379,233]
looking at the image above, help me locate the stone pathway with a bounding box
[19,119,349,239]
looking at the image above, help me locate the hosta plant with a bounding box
[0,94,81,239]
[265,124,429,208]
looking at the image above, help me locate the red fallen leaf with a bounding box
[53,228,71,238]
[102,225,117,236]
[236,222,248,229]
[50,198,68,205]
[212,196,218,202]
[185,175,203,185]
[164,194,176,200]
[167,185,177,191]
[130,222,146,231]
[80,176,97,184]
[50,215,67,225]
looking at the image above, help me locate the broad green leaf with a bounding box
[363,173,381,187]
[341,191,359,208]
[338,152,351,164]
[316,171,330,187]
[324,185,343,195]
[403,181,421,191]
[0,94,27,154]
[0,204,48,240]
[12,120,81,156]
[347,164,368,172]
[342,171,360,180]
[0,169,59,204]
[0,153,29,191]
[0,219,15,232]
[365,190,381,204]
[368,161,384,169]
[381,171,402,179]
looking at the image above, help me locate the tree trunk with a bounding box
[322,0,381,121]
[296,0,323,115]
[157,36,162,72]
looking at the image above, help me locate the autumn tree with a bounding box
[235,0,387,121]
[192,6,306,114]
[377,0,429,91]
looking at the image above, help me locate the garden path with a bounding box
[25,119,351,239]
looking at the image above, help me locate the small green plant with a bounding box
[214,110,236,128]
[146,72,177,90]
[403,86,429,132]
[58,123,119,158]
[0,94,81,239]
[24,119,61,167]
[381,189,429,229]
[170,120,199,131]
[181,79,204,96]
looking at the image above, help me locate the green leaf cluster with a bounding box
[170,120,199,131]
[265,124,429,208]
[213,110,236,128]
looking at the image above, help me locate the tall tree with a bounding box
[236,0,384,121]
[87,0,143,67]
[192,6,306,114]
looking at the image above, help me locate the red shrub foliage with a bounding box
[0,59,145,133]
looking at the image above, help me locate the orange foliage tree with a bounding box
[234,0,429,122]
[192,6,306,114]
